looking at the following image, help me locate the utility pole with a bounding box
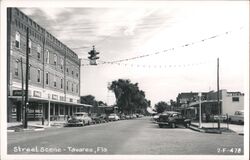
[217,58,220,130]
[198,92,202,128]
[20,58,25,127]
[24,27,30,128]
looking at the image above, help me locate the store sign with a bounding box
[13,90,25,96]
[33,91,41,97]
[52,94,58,100]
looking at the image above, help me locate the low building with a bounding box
[179,90,244,120]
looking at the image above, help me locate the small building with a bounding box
[179,90,244,120]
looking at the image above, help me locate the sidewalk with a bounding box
[190,122,244,135]
[7,120,67,132]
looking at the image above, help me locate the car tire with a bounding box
[82,121,85,126]
[171,123,176,128]
[159,124,163,128]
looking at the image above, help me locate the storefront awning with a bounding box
[8,96,92,107]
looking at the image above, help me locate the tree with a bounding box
[155,101,169,113]
[108,79,149,114]
[80,95,97,106]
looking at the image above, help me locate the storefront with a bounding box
[8,95,92,124]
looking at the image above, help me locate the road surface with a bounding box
[8,117,243,155]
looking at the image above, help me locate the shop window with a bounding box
[60,107,64,115]
[232,97,239,102]
[15,32,20,48]
[46,72,49,85]
[37,69,41,82]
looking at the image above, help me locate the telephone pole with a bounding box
[24,27,30,128]
[217,58,220,130]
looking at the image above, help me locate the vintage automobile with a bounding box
[67,112,92,126]
[91,113,107,124]
[108,113,120,121]
[229,110,244,124]
[157,111,191,128]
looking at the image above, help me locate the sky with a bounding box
[20,1,249,106]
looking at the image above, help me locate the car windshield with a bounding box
[110,114,116,116]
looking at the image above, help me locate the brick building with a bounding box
[7,8,87,123]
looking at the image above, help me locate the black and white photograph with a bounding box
[0,0,249,160]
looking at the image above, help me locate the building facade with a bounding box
[177,90,244,120]
[7,8,85,123]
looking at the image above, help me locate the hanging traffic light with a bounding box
[88,45,99,65]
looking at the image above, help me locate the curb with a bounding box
[189,125,222,134]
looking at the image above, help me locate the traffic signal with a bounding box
[88,46,99,65]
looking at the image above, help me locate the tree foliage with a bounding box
[108,79,149,114]
[154,101,169,113]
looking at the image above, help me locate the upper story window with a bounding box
[46,50,49,64]
[28,39,32,54]
[72,70,74,76]
[72,83,74,92]
[54,53,57,65]
[28,65,31,81]
[76,72,78,78]
[15,32,20,48]
[232,97,239,102]
[14,60,18,76]
[37,45,41,59]
[46,72,49,85]
[76,84,78,93]
[54,75,57,87]
[60,58,64,70]
[67,81,69,91]
[66,68,69,74]
[37,69,41,83]
[61,78,63,89]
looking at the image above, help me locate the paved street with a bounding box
[8,117,243,155]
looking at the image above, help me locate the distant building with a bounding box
[7,8,86,122]
[176,90,244,120]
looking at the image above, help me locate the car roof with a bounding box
[74,112,88,114]
[163,111,180,114]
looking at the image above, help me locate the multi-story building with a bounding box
[7,8,86,123]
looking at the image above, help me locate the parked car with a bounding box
[119,114,126,120]
[131,114,137,119]
[67,112,92,126]
[91,113,106,124]
[108,113,120,121]
[229,110,244,124]
[152,113,161,122]
[157,111,191,128]
[125,114,132,119]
